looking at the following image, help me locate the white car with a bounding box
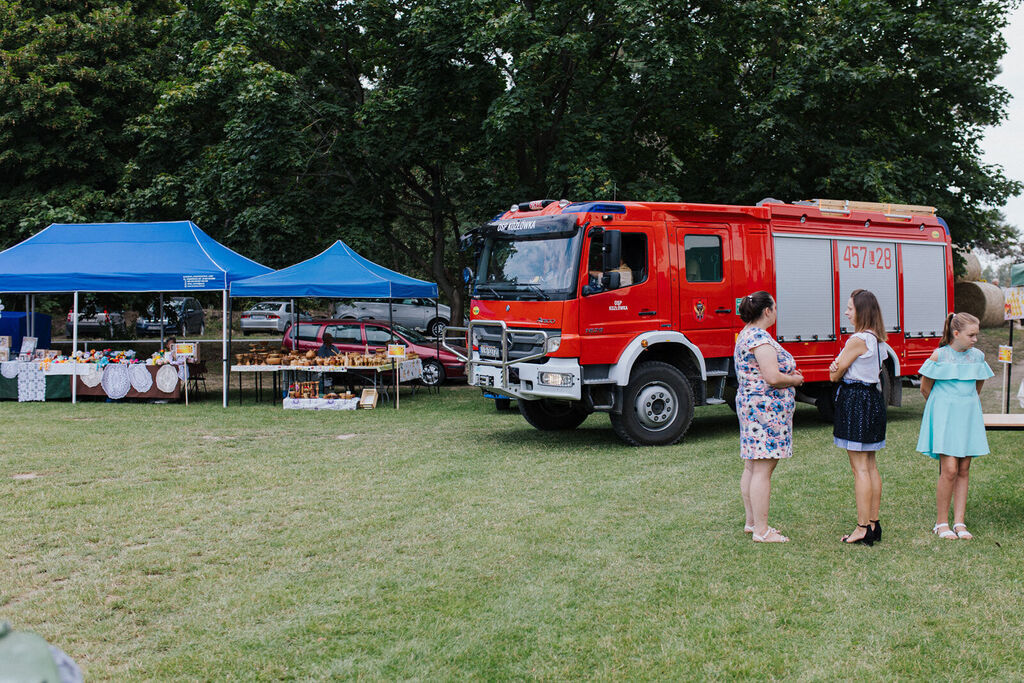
[333,298,451,338]
[240,301,311,335]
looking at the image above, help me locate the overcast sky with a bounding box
[981,4,1024,243]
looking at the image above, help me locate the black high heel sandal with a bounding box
[871,519,881,543]
[841,523,874,546]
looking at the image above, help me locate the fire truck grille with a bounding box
[475,325,554,361]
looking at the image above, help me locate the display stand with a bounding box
[983,286,1024,430]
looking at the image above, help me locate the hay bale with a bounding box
[954,281,1005,327]
[957,251,982,281]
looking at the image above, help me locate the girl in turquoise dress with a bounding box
[917,312,993,541]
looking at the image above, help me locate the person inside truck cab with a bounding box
[587,239,635,290]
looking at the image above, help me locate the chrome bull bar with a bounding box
[442,319,553,390]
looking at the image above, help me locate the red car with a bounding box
[282,318,464,387]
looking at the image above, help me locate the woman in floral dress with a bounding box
[734,291,804,543]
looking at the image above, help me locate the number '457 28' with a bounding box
[842,245,892,270]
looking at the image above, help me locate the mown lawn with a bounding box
[2,333,1023,679]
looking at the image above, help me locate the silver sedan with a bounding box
[240,301,310,335]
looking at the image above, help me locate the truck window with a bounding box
[586,233,648,288]
[684,235,723,282]
[620,233,647,286]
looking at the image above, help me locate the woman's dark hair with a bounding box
[738,291,774,323]
[849,289,887,341]
[939,312,979,347]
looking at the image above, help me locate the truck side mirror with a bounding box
[602,271,621,290]
[602,230,621,271]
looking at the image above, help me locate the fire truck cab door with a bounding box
[578,224,669,365]
[676,224,737,356]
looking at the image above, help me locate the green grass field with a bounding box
[3,330,1024,679]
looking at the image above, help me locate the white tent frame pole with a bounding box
[72,291,78,404]
[222,289,228,408]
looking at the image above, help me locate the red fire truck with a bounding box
[450,198,954,446]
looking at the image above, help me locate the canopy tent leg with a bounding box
[222,289,228,408]
[159,293,165,348]
[227,295,233,403]
[388,298,396,408]
[72,291,78,404]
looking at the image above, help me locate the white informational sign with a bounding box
[998,345,1013,364]
[173,342,198,361]
[1005,286,1024,321]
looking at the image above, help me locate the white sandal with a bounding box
[933,523,957,540]
[953,523,973,540]
[744,524,755,534]
[752,527,789,543]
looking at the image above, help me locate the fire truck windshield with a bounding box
[472,233,582,301]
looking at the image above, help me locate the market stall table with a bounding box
[73,363,191,401]
[231,358,423,406]
[0,360,72,401]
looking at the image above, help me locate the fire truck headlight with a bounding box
[544,335,561,353]
[539,372,573,387]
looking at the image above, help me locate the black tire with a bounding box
[816,384,837,422]
[610,360,694,446]
[519,398,589,431]
[198,321,205,336]
[428,318,448,338]
[421,359,446,387]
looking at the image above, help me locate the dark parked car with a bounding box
[282,319,464,387]
[136,297,206,336]
[66,301,126,339]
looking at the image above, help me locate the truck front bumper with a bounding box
[471,357,582,401]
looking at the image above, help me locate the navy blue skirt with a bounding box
[833,381,887,450]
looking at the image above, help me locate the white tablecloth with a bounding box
[283,397,359,411]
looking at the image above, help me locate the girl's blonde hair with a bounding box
[940,312,980,347]
[850,289,887,341]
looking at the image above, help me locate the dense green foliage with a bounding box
[0,0,174,243]
[1,0,1020,310]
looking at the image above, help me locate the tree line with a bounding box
[2,0,1020,316]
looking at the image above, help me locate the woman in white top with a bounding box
[829,289,887,546]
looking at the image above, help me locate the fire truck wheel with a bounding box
[611,361,694,446]
[518,399,589,431]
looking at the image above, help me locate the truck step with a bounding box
[705,398,727,405]
[705,370,728,377]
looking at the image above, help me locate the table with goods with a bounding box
[230,344,423,408]
[0,349,192,402]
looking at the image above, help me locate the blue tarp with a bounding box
[0,222,271,292]
[230,241,438,299]
[0,313,51,354]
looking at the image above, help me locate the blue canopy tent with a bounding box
[0,221,271,406]
[230,240,437,299]
[229,241,439,405]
